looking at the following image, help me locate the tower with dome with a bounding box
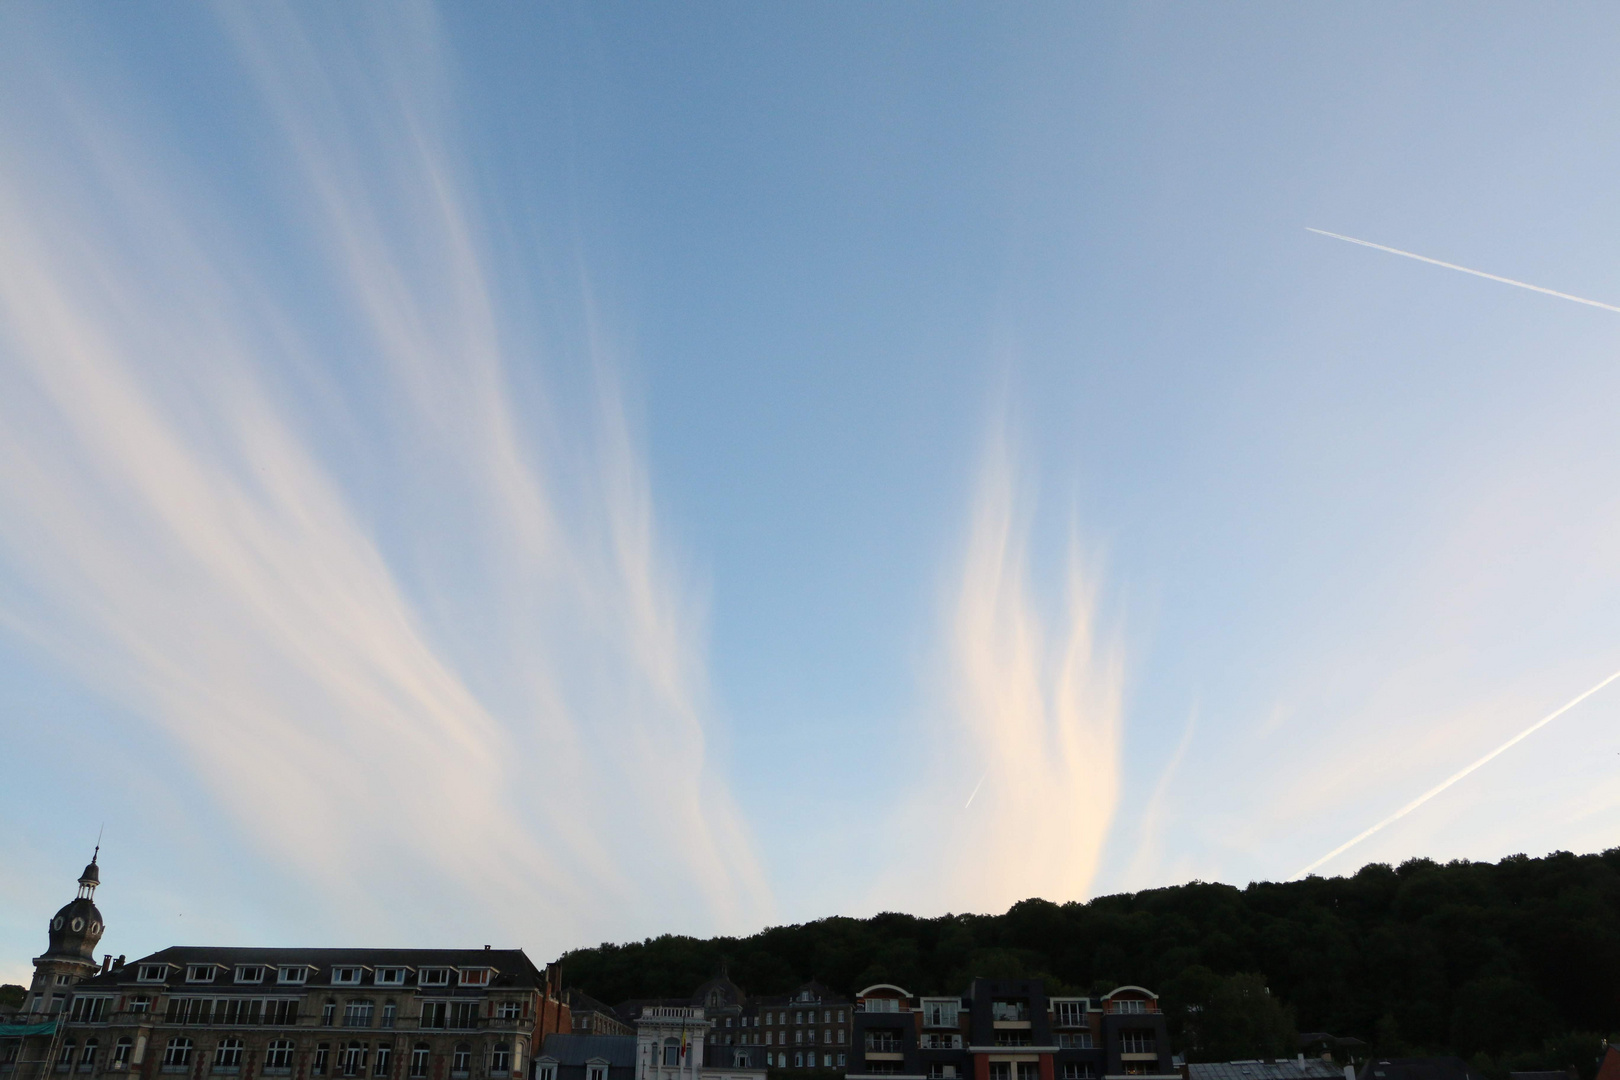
[24,852,108,1016]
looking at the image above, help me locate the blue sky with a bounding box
[4,4,1620,985]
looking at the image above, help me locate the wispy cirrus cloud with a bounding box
[879,426,1123,914]
[0,6,767,951]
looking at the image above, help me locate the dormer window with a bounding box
[332,968,363,986]
[236,967,265,984]
[377,969,407,986]
[136,965,168,984]
[457,969,491,988]
[186,965,216,984]
[279,967,309,985]
[419,969,450,987]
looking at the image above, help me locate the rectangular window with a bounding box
[837,1055,845,1068]
[457,969,491,988]
[266,1043,295,1071]
[235,967,264,984]
[1120,1033,1155,1055]
[994,1032,1033,1047]
[69,997,109,1023]
[1057,1034,1093,1049]
[1113,1001,1146,1015]
[863,999,899,1014]
[374,1046,392,1077]
[377,970,406,986]
[313,1047,329,1078]
[163,1040,193,1071]
[496,1003,521,1021]
[836,1031,844,1045]
[989,1065,1010,1080]
[341,1045,367,1077]
[990,1001,1028,1022]
[765,1034,773,1046]
[1017,1064,1039,1080]
[345,1002,376,1028]
[187,966,216,983]
[280,968,309,986]
[128,996,150,1014]
[50,995,66,1014]
[448,1002,479,1029]
[1061,1067,1096,1080]
[410,1049,430,1079]
[112,1041,132,1069]
[137,965,168,984]
[382,1003,397,1029]
[266,1000,300,1026]
[418,970,450,988]
[332,968,363,986]
[323,1003,338,1027]
[420,1003,448,1029]
[1053,1001,1087,1027]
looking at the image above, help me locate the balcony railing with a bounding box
[641,1007,703,1020]
[864,1038,903,1054]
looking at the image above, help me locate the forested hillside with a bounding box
[559,850,1620,1074]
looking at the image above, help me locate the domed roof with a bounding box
[79,860,99,886]
[47,896,104,960]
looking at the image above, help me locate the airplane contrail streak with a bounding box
[1291,665,1620,880]
[1306,228,1620,314]
[964,768,989,810]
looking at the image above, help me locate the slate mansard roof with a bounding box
[72,946,548,991]
[540,1035,638,1068]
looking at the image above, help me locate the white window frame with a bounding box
[235,967,265,985]
[418,969,451,988]
[137,965,168,984]
[186,966,216,984]
[376,968,408,986]
[332,967,364,986]
[278,967,310,986]
[457,969,492,988]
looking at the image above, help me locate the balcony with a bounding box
[918,1036,961,1050]
[642,1007,703,1021]
[989,1003,1029,1024]
[864,1038,904,1054]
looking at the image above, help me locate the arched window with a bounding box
[266,1041,295,1071]
[163,1038,193,1070]
[491,1044,511,1075]
[81,1039,99,1070]
[216,1038,245,1069]
[451,1044,472,1076]
[341,1042,367,1077]
[409,1045,431,1079]
[776,1054,786,1069]
[112,1038,133,1069]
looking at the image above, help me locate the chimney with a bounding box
[1298,1056,1305,1067]
[102,955,113,974]
[113,955,126,971]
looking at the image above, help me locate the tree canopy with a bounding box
[558,849,1620,1069]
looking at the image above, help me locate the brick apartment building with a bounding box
[846,979,1176,1080]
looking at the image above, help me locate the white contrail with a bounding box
[1307,228,1620,314]
[964,768,989,809]
[1291,666,1620,879]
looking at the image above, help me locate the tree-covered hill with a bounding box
[558,850,1620,1071]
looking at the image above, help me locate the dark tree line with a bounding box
[559,850,1620,1074]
